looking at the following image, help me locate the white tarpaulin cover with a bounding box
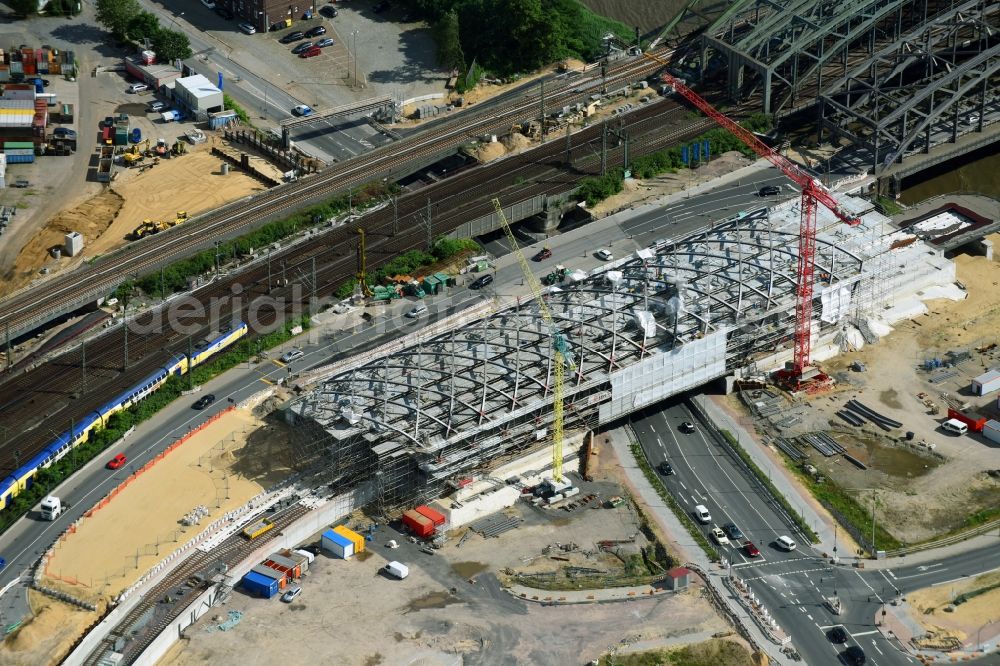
[820,283,852,323]
[633,310,656,338]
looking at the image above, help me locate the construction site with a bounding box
[283,190,953,514]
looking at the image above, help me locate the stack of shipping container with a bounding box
[401,505,447,539]
[240,549,312,599]
[0,46,72,82]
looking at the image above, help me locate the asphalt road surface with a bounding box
[632,399,1000,666]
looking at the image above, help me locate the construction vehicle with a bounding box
[121,139,149,166]
[493,198,572,482]
[356,228,372,297]
[128,211,188,240]
[155,137,167,157]
[543,265,569,285]
[643,49,861,389]
[172,139,187,156]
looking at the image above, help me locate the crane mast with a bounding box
[492,198,570,481]
[642,51,861,383]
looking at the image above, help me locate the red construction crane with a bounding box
[644,51,862,384]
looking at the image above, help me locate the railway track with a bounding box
[79,504,309,665]
[0,97,709,483]
[0,55,667,339]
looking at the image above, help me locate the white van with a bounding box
[127,82,149,94]
[693,504,711,524]
[942,418,968,436]
[385,561,409,579]
[776,535,797,551]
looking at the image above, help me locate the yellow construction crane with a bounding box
[492,198,571,481]
[356,228,372,297]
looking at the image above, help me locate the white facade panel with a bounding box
[599,329,728,423]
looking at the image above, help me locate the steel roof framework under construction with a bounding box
[287,195,949,510]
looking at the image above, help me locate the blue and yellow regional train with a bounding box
[0,322,249,511]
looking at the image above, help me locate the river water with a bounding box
[898,142,1000,205]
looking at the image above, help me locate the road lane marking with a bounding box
[679,481,688,491]
[870,639,884,655]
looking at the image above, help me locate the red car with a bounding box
[299,46,322,58]
[533,247,552,262]
[743,541,761,557]
[106,453,127,470]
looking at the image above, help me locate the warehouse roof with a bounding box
[176,74,221,99]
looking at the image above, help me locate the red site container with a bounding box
[415,505,445,526]
[402,509,434,538]
[948,407,986,433]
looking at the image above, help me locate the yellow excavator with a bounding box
[122,139,150,166]
[129,211,189,241]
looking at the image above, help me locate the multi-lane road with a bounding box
[632,399,1000,665]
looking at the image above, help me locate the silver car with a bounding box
[239,22,256,35]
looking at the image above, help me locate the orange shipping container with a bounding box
[333,524,366,553]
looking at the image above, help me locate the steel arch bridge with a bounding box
[685,0,998,125]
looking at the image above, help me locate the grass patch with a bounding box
[876,196,905,216]
[718,430,819,544]
[625,426,717,562]
[789,465,902,552]
[599,638,754,666]
[0,314,312,537]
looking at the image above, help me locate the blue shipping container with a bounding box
[5,154,34,164]
[242,571,279,598]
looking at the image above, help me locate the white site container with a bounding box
[983,420,1000,445]
[972,369,1000,396]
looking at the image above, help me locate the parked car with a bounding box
[281,586,302,602]
[775,535,797,551]
[758,185,781,196]
[305,25,327,37]
[239,22,257,34]
[469,274,493,290]
[101,116,115,128]
[595,248,613,261]
[533,247,552,261]
[299,46,322,58]
[291,41,315,54]
[827,626,848,643]
[315,38,335,48]
[192,394,216,410]
[373,0,391,12]
[214,6,233,19]
[280,348,305,363]
[405,303,428,319]
[106,453,127,470]
[679,421,696,433]
[292,104,313,116]
[657,461,674,475]
[722,523,744,540]
[280,30,306,43]
[52,127,77,140]
[127,82,149,94]
[319,4,338,17]
[200,0,215,8]
[742,541,760,557]
[148,101,166,112]
[843,645,866,666]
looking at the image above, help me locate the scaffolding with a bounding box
[286,193,950,511]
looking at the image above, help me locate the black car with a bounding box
[280,31,306,43]
[101,116,115,128]
[722,522,744,540]
[658,461,674,475]
[53,127,77,140]
[319,5,338,17]
[305,25,326,37]
[843,646,865,666]
[679,421,696,433]
[758,185,781,196]
[827,626,848,643]
[291,41,315,54]
[470,274,494,290]
[214,6,234,19]
[373,0,390,12]
[192,394,216,410]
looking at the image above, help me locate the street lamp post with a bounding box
[170,11,185,31]
[978,619,994,651]
[351,30,360,88]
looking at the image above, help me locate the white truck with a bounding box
[40,496,62,521]
[385,561,409,579]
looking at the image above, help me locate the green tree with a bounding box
[9,0,39,16]
[126,11,160,42]
[433,10,465,73]
[96,0,141,39]
[151,28,193,61]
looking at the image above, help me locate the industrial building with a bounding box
[220,0,317,33]
[172,74,224,121]
[286,194,955,511]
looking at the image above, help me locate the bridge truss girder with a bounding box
[699,0,960,115]
[818,0,1000,174]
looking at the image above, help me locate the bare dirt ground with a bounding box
[906,570,1000,648]
[740,240,1000,543]
[0,140,267,297]
[3,408,295,666]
